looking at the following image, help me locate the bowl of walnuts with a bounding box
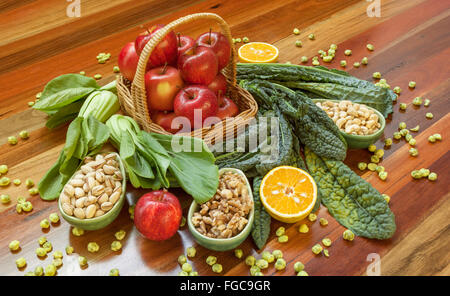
[187,168,254,251]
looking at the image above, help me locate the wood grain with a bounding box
[0,0,449,276]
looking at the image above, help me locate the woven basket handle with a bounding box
[132,13,237,92]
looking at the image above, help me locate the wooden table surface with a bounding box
[0,0,449,276]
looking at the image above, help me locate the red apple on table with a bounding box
[134,190,182,241]
[176,33,195,57]
[195,30,231,70]
[177,46,218,85]
[135,25,178,68]
[118,42,140,81]
[152,111,181,134]
[174,85,218,128]
[145,65,184,111]
[216,95,239,120]
[207,73,227,100]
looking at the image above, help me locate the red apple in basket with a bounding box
[207,73,228,101]
[174,85,218,128]
[216,95,239,120]
[118,42,140,81]
[195,30,231,70]
[145,64,184,111]
[176,33,195,57]
[135,25,178,68]
[152,111,181,134]
[177,46,218,85]
[134,190,182,241]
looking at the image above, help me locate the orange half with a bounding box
[260,166,317,223]
[238,42,279,63]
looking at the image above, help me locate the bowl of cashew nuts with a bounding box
[313,99,386,149]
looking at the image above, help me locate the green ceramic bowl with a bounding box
[187,168,254,252]
[312,99,386,149]
[58,152,127,231]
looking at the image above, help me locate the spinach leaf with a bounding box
[45,100,85,129]
[34,74,99,111]
[151,133,219,204]
[38,151,66,201]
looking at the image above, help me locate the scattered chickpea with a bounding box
[278,235,289,243]
[293,28,300,35]
[301,56,308,63]
[426,112,433,119]
[294,261,305,272]
[182,262,193,273]
[409,148,419,157]
[78,256,88,267]
[49,213,59,223]
[412,97,422,106]
[322,238,332,247]
[275,226,285,237]
[312,244,323,255]
[353,62,361,68]
[234,249,243,259]
[272,250,283,259]
[40,219,50,229]
[428,172,437,181]
[109,268,120,276]
[115,230,126,240]
[308,33,315,40]
[15,257,27,269]
[261,251,275,263]
[186,246,196,258]
[19,131,29,139]
[206,256,217,266]
[340,60,347,67]
[424,99,430,107]
[178,255,187,265]
[72,227,85,236]
[308,213,317,222]
[65,246,74,255]
[8,136,18,145]
[212,263,223,273]
[366,44,375,51]
[408,81,416,88]
[399,103,407,111]
[245,255,256,266]
[87,242,100,253]
[319,218,328,226]
[372,72,381,79]
[297,270,309,276]
[393,86,402,94]
[298,223,309,233]
[344,49,352,56]
[1,194,11,204]
[384,138,393,147]
[295,40,302,47]
[111,241,122,252]
[361,57,368,65]
[34,266,43,276]
[343,229,355,241]
[44,264,56,276]
[274,258,286,270]
[9,240,20,251]
[382,194,390,204]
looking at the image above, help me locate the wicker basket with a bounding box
[116,13,258,145]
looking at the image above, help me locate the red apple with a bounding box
[174,85,218,128]
[195,30,231,70]
[135,25,178,68]
[207,73,227,100]
[177,46,218,85]
[176,33,195,57]
[152,111,181,133]
[118,42,140,81]
[145,65,184,111]
[134,190,182,241]
[216,96,239,120]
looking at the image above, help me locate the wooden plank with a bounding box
[0,0,448,276]
[380,194,450,276]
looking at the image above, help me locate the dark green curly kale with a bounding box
[304,147,396,239]
[251,177,271,249]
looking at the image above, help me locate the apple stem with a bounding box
[177,86,194,99]
[177,32,182,47]
[161,62,168,75]
[208,28,212,44]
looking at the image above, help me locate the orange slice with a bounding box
[238,42,279,63]
[260,166,317,223]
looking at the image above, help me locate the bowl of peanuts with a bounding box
[314,99,386,149]
[187,168,254,251]
[58,152,127,230]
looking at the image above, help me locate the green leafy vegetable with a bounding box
[304,147,396,239]
[251,177,271,249]
[236,63,395,117]
[239,79,347,161]
[38,116,110,200]
[33,74,99,112]
[106,115,218,204]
